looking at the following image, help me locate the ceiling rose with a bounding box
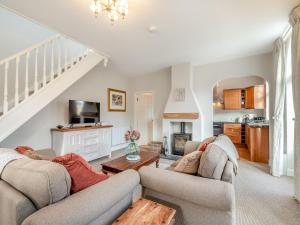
[90,0,128,23]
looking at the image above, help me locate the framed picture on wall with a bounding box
[108,88,126,112]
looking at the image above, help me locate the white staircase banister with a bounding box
[0,34,60,65]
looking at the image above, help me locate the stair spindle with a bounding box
[34,48,39,92]
[57,37,61,75]
[25,52,30,99]
[3,62,9,114]
[51,40,54,81]
[43,44,47,87]
[64,42,68,70]
[14,57,20,106]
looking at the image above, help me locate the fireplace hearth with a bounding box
[172,122,192,156]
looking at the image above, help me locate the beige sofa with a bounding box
[139,135,237,225]
[0,149,140,225]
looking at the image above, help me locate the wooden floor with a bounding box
[235,144,250,161]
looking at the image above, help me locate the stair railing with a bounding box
[0,34,90,117]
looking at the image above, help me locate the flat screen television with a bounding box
[69,100,100,124]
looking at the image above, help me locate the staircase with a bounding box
[0,34,107,142]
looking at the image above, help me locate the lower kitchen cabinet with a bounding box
[246,125,269,164]
[223,123,242,144]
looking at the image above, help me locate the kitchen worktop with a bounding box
[214,121,269,127]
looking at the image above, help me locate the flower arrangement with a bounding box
[124,129,141,142]
[124,129,141,161]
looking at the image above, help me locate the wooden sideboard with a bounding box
[51,125,113,161]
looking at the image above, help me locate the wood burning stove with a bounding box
[172,122,192,156]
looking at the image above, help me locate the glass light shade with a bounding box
[117,0,128,15]
[90,0,102,15]
[108,6,119,22]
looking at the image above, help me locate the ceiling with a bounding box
[0,0,299,76]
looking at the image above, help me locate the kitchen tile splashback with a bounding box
[213,109,264,123]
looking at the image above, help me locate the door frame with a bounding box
[133,91,155,145]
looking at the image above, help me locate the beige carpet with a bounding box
[90,151,300,225]
[236,160,300,225]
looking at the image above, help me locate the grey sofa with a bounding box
[139,136,237,225]
[0,149,140,225]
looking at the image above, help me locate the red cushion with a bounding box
[15,146,33,154]
[52,153,108,193]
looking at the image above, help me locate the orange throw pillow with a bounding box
[52,153,108,193]
[15,146,33,154]
[15,146,44,160]
[198,136,217,152]
[199,142,210,152]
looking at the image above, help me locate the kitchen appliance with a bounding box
[213,122,224,136]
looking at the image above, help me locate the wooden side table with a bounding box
[112,198,176,225]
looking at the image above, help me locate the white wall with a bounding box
[0,7,55,60]
[130,68,171,141]
[0,64,132,149]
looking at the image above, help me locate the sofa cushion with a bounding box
[53,153,108,193]
[198,143,228,180]
[174,151,202,175]
[1,158,71,209]
[184,141,201,155]
[197,136,217,151]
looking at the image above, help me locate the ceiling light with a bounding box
[148,26,158,33]
[90,0,128,23]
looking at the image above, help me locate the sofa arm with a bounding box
[139,166,234,211]
[22,169,140,225]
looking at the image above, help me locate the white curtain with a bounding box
[271,38,286,177]
[290,5,300,202]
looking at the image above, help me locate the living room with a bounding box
[0,1,300,225]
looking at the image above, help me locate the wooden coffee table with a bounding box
[102,150,160,175]
[112,198,176,225]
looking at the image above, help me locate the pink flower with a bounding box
[124,129,141,142]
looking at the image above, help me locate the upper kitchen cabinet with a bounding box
[223,89,242,110]
[245,85,265,109]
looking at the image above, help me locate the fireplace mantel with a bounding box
[163,113,199,120]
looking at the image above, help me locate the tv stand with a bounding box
[51,125,113,161]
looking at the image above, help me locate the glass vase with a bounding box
[125,140,140,161]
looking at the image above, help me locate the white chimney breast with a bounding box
[164,63,201,113]
[162,63,202,154]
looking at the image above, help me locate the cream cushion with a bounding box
[1,158,71,209]
[174,151,202,174]
[198,143,228,180]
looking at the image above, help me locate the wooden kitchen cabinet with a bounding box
[245,85,265,109]
[248,126,269,163]
[223,89,242,110]
[223,123,242,144]
[245,125,250,148]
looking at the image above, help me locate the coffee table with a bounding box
[102,150,160,175]
[112,198,176,225]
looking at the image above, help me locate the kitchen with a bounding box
[213,76,269,164]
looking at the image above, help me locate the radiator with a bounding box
[111,126,129,146]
